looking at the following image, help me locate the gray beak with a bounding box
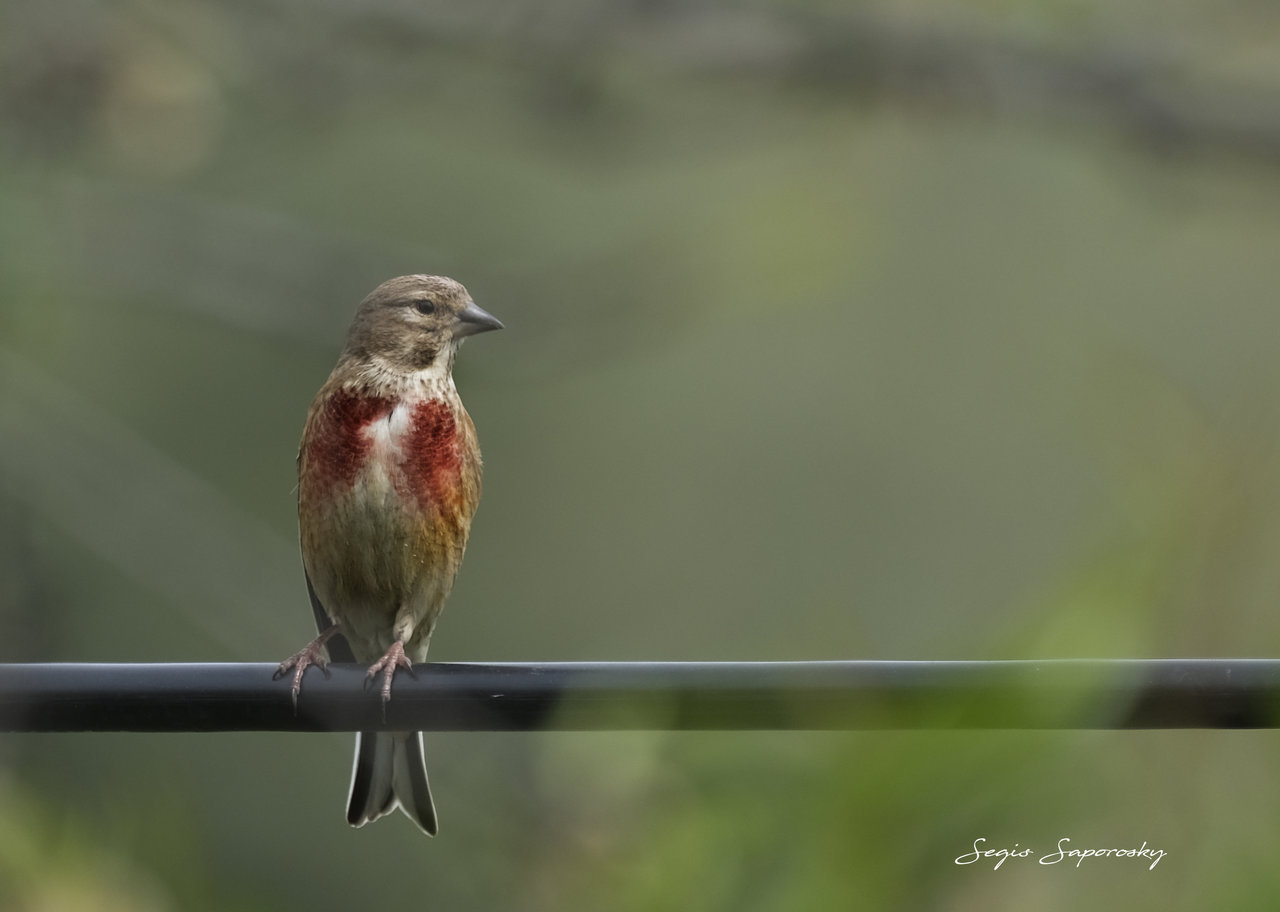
[453,301,504,339]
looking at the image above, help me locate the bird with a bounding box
[275,274,502,835]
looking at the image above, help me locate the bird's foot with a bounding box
[274,626,339,711]
[365,641,416,719]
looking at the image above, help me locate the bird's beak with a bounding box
[453,301,504,339]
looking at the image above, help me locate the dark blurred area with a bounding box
[4,0,1280,907]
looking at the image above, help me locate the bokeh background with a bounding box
[5,0,1280,908]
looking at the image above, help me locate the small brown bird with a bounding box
[276,274,502,835]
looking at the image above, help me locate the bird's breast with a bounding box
[299,385,482,612]
[302,388,473,514]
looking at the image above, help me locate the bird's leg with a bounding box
[365,640,418,721]
[274,625,342,710]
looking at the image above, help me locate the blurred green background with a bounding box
[5,0,1280,908]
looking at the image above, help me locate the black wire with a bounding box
[1,660,1279,732]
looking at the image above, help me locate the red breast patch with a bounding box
[305,389,393,489]
[400,398,463,511]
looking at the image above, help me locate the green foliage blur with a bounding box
[4,0,1280,908]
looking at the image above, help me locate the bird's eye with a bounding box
[413,299,437,315]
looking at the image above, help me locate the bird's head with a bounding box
[343,274,503,376]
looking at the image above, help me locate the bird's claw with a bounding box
[366,641,414,721]
[275,632,336,712]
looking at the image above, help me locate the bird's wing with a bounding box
[306,567,357,663]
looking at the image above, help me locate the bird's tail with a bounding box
[346,730,438,836]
